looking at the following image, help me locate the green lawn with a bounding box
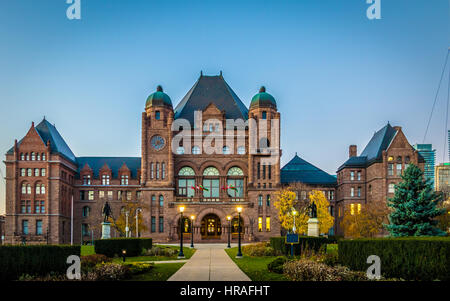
[81,244,195,262]
[81,245,95,256]
[225,247,288,281]
[129,262,185,281]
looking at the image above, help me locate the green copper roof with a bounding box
[250,87,277,109]
[145,86,172,108]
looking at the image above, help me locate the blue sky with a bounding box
[0,0,449,214]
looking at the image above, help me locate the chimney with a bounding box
[349,145,357,158]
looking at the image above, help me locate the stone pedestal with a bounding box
[307,218,319,237]
[101,222,111,239]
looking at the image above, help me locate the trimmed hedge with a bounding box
[338,237,450,281]
[0,245,81,280]
[270,236,330,256]
[94,238,153,258]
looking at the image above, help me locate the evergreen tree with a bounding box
[386,164,446,236]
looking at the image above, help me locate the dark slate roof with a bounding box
[7,119,77,163]
[338,123,398,171]
[281,154,337,185]
[76,157,141,179]
[174,74,249,124]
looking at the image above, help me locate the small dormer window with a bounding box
[262,111,267,119]
[155,111,160,120]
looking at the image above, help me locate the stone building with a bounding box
[335,123,425,236]
[3,73,282,244]
[0,215,5,244]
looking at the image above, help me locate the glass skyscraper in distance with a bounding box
[413,144,436,185]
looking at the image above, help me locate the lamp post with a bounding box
[236,207,243,258]
[122,249,127,262]
[135,208,142,238]
[190,215,195,248]
[226,215,231,248]
[178,206,185,258]
[125,211,129,238]
[292,208,298,234]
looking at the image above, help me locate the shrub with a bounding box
[85,263,131,281]
[144,246,177,257]
[270,236,331,256]
[283,259,366,281]
[267,256,288,274]
[338,237,450,281]
[94,238,152,257]
[124,262,154,275]
[81,254,112,272]
[0,245,81,280]
[242,242,279,257]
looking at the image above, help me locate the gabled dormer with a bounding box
[99,163,112,185]
[119,163,131,185]
[80,163,93,185]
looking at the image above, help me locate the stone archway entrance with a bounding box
[200,214,221,239]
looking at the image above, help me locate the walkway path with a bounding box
[168,244,251,281]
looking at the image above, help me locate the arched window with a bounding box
[227,167,244,200]
[222,146,231,155]
[203,167,220,201]
[25,153,29,161]
[21,183,27,194]
[36,153,41,161]
[36,183,41,195]
[192,146,201,155]
[82,206,90,217]
[20,153,24,160]
[34,168,40,177]
[179,167,195,176]
[227,167,243,176]
[258,195,263,207]
[27,169,32,177]
[31,152,35,161]
[27,184,31,194]
[159,195,164,207]
[178,167,195,198]
[176,147,185,155]
[203,167,219,176]
[42,153,46,161]
[21,169,25,177]
[237,146,246,155]
[151,195,156,207]
[266,195,271,207]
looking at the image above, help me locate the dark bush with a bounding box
[270,236,331,256]
[81,254,111,272]
[267,256,288,274]
[0,245,80,280]
[338,237,450,281]
[94,238,152,257]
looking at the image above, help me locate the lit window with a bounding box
[107,191,113,200]
[42,153,46,161]
[41,168,46,177]
[20,153,24,160]
[27,184,31,194]
[388,183,395,193]
[358,204,361,214]
[21,169,25,177]
[350,204,355,215]
[31,152,35,161]
[36,153,41,161]
[27,169,32,177]
[258,217,263,232]
[34,169,39,177]
[266,217,271,232]
[83,175,91,185]
[102,175,110,185]
[99,191,105,199]
[121,175,129,185]
[88,191,94,200]
[25,153,29,161]
[396,164,402,175]
[127,191,132,201]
